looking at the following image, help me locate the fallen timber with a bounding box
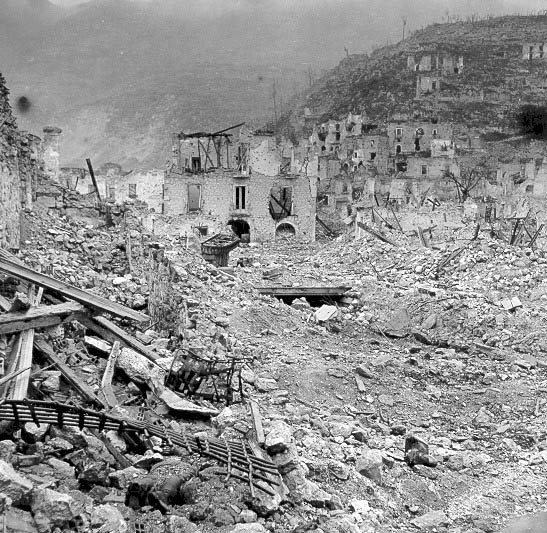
[256,286,351,298]
[0,399,281,496]
[0,301,84,335]
[0,253,148,322]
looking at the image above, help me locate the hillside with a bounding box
[288,15,547,138]
[0,0,401,168]
[4,1,544,169]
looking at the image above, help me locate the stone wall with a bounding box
[387,120,452,154]
[64,164,165,212]
[0,74,45,249]
[164,169,316,242]
[142,246,188,336]
[42,127,62,182]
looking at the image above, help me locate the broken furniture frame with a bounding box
[165,349,245,405]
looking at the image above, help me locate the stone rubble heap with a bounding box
[0,205,545,532]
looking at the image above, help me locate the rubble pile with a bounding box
[232,222,547,355]
[0,205,545,531]
[20,211,149,310]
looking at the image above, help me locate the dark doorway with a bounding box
[228,219,250,241]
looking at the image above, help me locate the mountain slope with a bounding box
[4,1,544,168]
[288,15,547,138]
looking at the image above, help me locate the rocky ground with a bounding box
[0,205,546,532]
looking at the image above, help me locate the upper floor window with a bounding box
[235,185,247,210]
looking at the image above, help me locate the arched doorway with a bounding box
[275,222,296,239]
[228,219,250,242]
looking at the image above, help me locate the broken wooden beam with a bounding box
[10,287,42,400]
[357,221,396,246]
[77,314,159,364]
[101,341,120,408]
[250,400,265,446]
[529,224,544,248]
[256,286,350,298]
[0,301,84,335]
[34,337,105,408]
[0,294,11,312]
[0,255,148,322]
[315,214,337,237]
[417,227,429,248]
[0,366,31,388]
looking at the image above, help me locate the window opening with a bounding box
[235,186,247,210]
[188,184,201,212]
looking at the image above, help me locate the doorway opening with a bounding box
[228,219,250,242]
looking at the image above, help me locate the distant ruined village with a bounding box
[3,35,547,250]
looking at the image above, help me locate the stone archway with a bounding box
[275,222,296,239]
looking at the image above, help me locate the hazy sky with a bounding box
[49,0,547,15]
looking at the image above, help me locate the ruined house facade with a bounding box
[308,112,459,214]
[163,128,317,242]
[61,164,164,213]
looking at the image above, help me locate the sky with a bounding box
[49,0,547,11]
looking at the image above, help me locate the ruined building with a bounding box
[0,74,47,249]
[164,126,317,242]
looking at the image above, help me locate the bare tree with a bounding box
[401,17,407,40]
[442,153,495,203]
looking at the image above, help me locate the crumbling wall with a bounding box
[249,136,281,176]
[42,127,62,182]
[144,247,187,336]
[0,74,42,249]
[164,169,316,242]
[67,165,165,212]
[387,121,452,154]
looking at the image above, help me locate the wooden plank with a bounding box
[34,337,105,408]
[417,227,428,248]
[0,294,11,312]
[357,222,396,246]
[11,330,34,399]
[0,301,84,334]
[10,287,42,400]
[86,158,102,202]
[1,335,22,397]
[250,400,265,445]
[389,205,404,232]
[256,286,350,297]
[101,341,120,408]
[315,214,336,237]
[0,256,148,322]
[0,366,31,387]
[77,314,159,363]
